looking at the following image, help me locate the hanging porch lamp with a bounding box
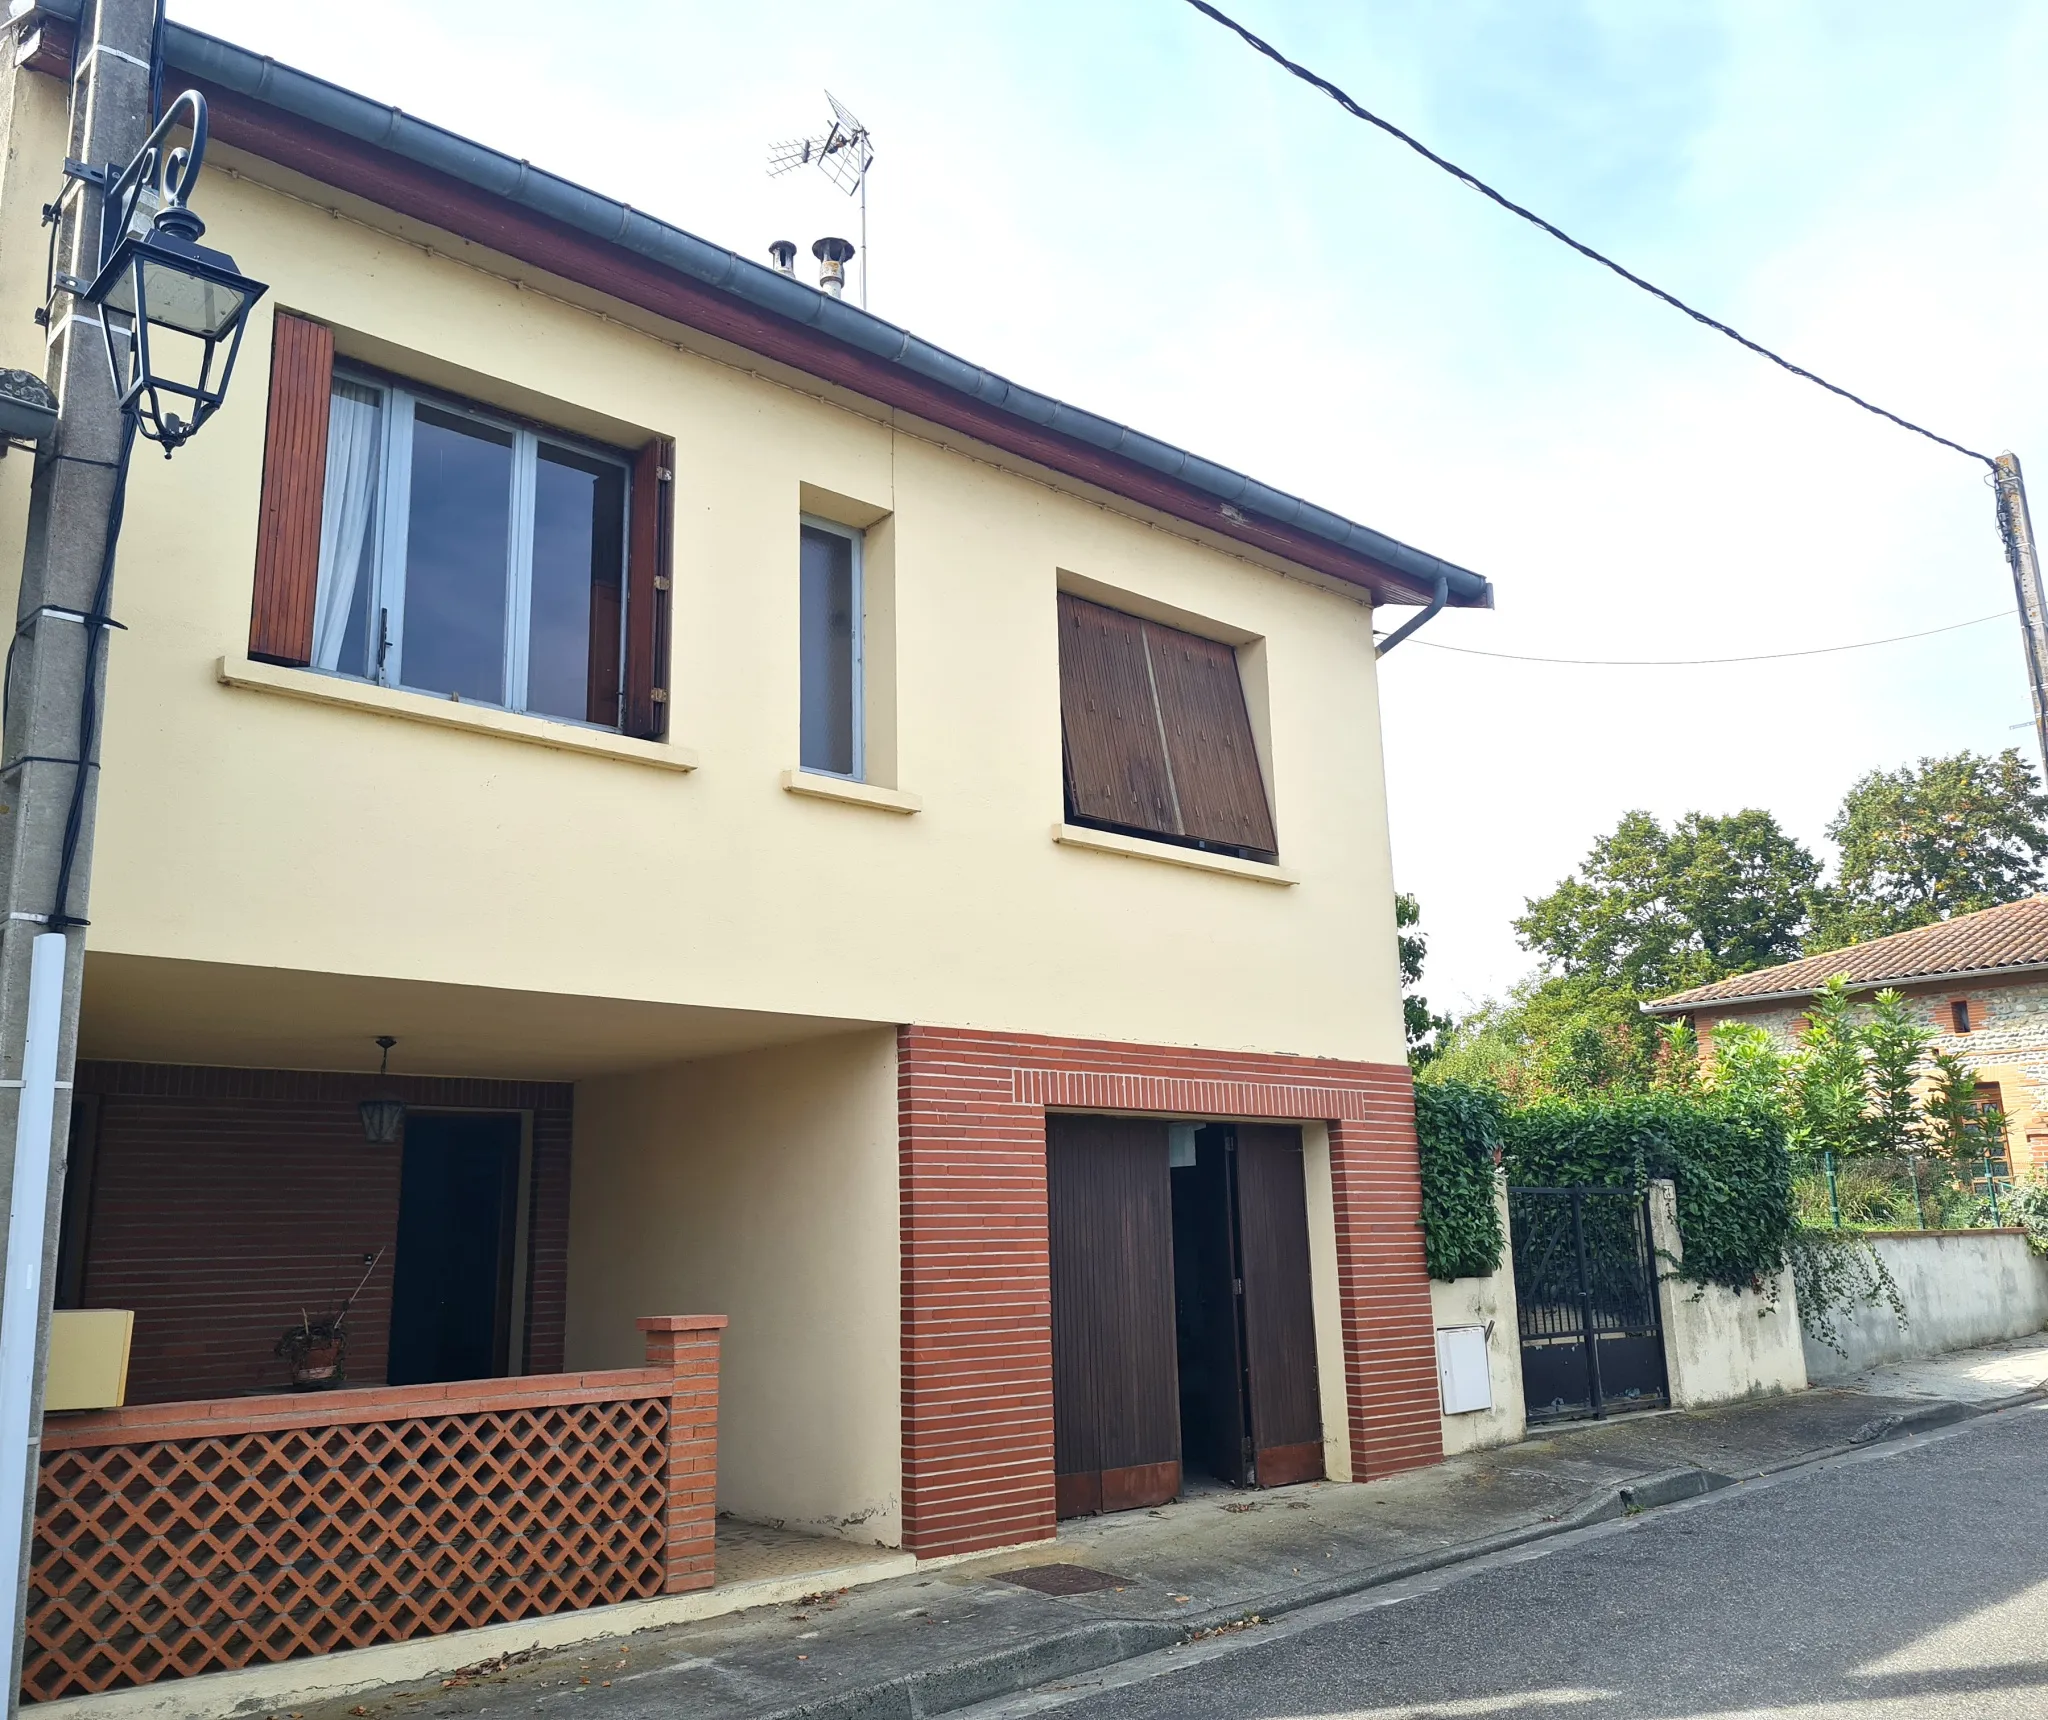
[77,91,266,454]
[359,1037,406,1145]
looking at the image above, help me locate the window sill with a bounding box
[780,769,921,814]
[216,656,699,772]
[1052,823,1297,885]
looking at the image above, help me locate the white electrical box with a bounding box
[1436,1324,1493,1416]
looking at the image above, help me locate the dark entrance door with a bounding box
[387,1113,522,1387]
[1509,1186,1667,1424]
[1047,1115,1181,1518]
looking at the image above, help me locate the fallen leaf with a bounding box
[1171,1594,1191,1604]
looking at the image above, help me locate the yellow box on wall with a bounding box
[45,1310,134,1412]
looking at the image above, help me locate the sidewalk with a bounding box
[275,1335,2048,1720]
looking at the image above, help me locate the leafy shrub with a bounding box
[1413,1080,1505,1281]
[1500,1091,1795,1293]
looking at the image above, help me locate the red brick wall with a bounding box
[71,1064,573,1404]
[897,1026,1438,1558]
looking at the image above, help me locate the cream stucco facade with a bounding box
[0,152,1412,1081]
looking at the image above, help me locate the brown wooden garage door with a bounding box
[1046,1115,1181,1518]
[1235,1125,1325,1487]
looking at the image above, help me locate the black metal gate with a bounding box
[1508,1186,1668,1424]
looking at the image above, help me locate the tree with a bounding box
[1515,808,1820,997]
[1815,748,2048,948]
[1396,892,1453,1067]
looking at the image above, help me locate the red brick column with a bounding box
[638,1314,728,1593]
[897,1027,1441,1560]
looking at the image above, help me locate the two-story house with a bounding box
[1,6,1492,1705]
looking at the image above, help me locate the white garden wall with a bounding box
[1802,1229,2048,1381]
[1432,1173,1526,1454]
[1649,1180,1808,1408]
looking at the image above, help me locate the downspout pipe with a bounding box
[1375,574,1449,658]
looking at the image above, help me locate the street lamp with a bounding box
[71,91,266,453]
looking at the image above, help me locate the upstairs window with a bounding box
[314,376,628,725]
[248,312,673,739]
[1057,592,1276,862]
[800,518,863,777]
[1951,999,1973,1034]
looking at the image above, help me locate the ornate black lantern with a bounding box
[358,1037,406,1145]
[78,91,265,453]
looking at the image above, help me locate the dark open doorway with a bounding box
[387,1112,522,1387]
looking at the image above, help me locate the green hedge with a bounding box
[1414,1084,1795,1293]
[1502,1092,1795,1293]
[1414,1081,1506,1281]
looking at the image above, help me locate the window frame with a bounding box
[797,513,866,782]
[323,365,634,732]
[1950,999,1973,1034]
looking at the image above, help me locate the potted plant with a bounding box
[274,1249,382,1390]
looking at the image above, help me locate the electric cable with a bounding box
[1180,0,1996,470]
[1406,608,2010,667]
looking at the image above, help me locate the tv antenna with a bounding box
[768,91,875,307]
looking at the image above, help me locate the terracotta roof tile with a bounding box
[1644,895,2048,1011]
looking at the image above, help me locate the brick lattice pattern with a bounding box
[897,1026,1440,1559]
[24,1320,726,1703]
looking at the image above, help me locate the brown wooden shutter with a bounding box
[1145,623,1277,856]
[1057,594,1174,834]
[623,438,673,739]
[247,312,334,667]
[1057,592,1276,857]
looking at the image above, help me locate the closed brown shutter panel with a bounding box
[623,439,673,740]
[247,312,334,667]
[1146,623,1277,855]
[1233,1125,1325,1488]
[1057,594,1174,834]
[1057,592,1276,858]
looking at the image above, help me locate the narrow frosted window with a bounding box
[800,522,860,776]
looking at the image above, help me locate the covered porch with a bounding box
[32,954,908,1704]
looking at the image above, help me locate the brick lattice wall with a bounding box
[71,1064,572,1403]
[897,1027,1439,1558]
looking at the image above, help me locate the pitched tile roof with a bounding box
[1644,895,2048,1012]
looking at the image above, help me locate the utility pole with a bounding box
[0,0,155,1705]
[1994,453,2048,779]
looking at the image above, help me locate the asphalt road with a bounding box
[973,1403,2048,1720]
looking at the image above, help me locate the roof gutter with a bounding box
[34,10,1492,612]
[1374,574,1448,656]
[1641,959,2048,1015]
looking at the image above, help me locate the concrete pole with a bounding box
[1993,453,2048,780]
[0,1,155,1704]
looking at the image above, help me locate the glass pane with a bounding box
[402,405,512,705]
[528,444,626,725]
[800,525,857,775]
[137,259,249,337]
[319,380,383,680]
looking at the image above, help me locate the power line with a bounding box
[1180,0,1996,470]
[1404,609,2011,667]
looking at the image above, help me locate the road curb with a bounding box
[746,1465,1735,1720]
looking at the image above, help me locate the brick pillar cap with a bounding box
[637,1314,729,1332]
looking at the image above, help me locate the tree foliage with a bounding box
[1814,748,2048,947]
[1396,892,1453,1067]
[1515,808,1820,998]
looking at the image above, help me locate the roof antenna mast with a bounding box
[768,92,876,308]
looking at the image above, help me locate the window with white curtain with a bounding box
[313,372,630,728]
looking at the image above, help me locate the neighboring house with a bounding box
[0,7,1494,1703]
[1644,895,2048,1174]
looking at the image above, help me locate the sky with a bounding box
[177,0,2048,1013]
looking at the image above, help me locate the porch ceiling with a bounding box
[80,953,880,1080]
